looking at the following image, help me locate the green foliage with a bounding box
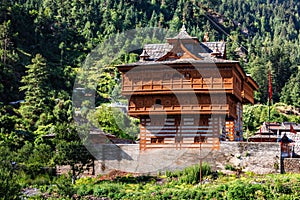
[243,103,299,135]
[19,173,52,189]
[274,180,292,194]
[53,122,94,184]
[16,170,300,199]
[93,184,109,197]
[53,174,76,198]
[2,0,300,149]
[1,0,300,108]
[76,184,94,196]
[181,163,212,184]
[166,163,212,184]
[89,104,139,139]
[281,68,300,108]
[225,164,236,171]
[0,145,21,199]
[0,105,17,133]
[96,66,120,102]
[27,143,53,175]
[226,181,268,199]
[0,19,21,103]
[19,54,53,130]
[92,182,126,198]
[15,142,54,184]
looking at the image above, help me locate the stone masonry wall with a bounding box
[92,142,281,175]
[283,158,300,173]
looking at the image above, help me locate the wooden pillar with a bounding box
[140,117,147,151]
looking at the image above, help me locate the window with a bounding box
[173,73,182,80]
[155,99,162,105]
[137,100,144,107]
[185,73,190,79]
[165,100,171,106]
[175,136,182,143]
[151,137,164,144]
[194,136,207,143]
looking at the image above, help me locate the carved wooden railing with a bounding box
[122,77,234,94]
[128,104,230,117]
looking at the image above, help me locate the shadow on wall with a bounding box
[86,144,134,161]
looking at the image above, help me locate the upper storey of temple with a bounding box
[117,25,258,105]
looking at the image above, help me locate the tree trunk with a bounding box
[72,166,76,184]
[92,159,95,175]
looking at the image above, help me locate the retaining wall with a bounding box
[91,142,281,175]
[283,158,300,173]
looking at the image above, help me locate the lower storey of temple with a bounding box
[139,114,243,150]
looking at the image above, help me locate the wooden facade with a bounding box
[117,25,258,150]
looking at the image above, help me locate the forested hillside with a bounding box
[1,0,300,105]
[1,0,300,139]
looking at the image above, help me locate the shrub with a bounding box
[207,184,228,199]
[31,174,52,186]
[77,184,93,196]
[75,177,96,185]
[226,181,273,200]
[245,151,251,157]
[54,174,76,197]
[274,181,292,194]
[225,164,236,171]
[0,145,21,199]
[226,182,247,199]
[178,163,211,184]
[166,169,181,178]
[93,184,110,197]
[274,162,279,170]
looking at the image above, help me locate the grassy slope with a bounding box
[30,168,300,199]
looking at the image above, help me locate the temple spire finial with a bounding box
[211,43,222,58]
[181,24,186,32]
[181,15,186,32]
[139,49,150,61]
[203,32,209,42]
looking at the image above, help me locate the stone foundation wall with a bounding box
[91,142,281,175]
[283,158,300,173]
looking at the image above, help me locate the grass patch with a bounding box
[24,166,300,200]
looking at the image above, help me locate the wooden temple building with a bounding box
[117,25,258,150]
[249,122,300,142]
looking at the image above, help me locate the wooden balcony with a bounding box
[144,142,220,149]
[122,77,235,95]
[128,104,229,116]
[242,90,255,104]
[242,81,256,104]
[141,135,220,149]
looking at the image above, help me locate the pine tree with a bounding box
[0,20,20,103]
[53,122,94,184]
[0,145,21,199]
[19,54,52,130]
[281,68,300,108]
